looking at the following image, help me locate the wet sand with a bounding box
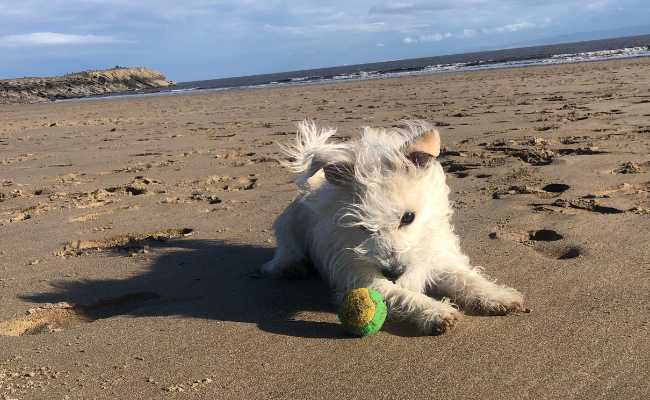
[1,57,649,398]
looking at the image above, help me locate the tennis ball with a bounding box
[338,288,387,336]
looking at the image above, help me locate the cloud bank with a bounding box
[483,18,552,34]
[0,0,646,82]
[404,29,476,44]
[0,32,127,47]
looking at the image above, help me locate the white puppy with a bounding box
[262,121,523,334]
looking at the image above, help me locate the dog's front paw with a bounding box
[420,308,461,335]
[279,262,311,279]
[479,287,524,316]
[262,260,310,280]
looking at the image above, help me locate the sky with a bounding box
[0,0,649,82]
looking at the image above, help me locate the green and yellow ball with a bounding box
[338,288,387,336]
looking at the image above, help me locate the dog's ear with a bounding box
[411,129,440,157]
[406,151,435,167]
[406,128,440,167]
[323,162,355,186]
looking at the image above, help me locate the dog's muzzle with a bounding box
[381,262,406,281]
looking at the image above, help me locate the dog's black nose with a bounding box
[382,264,405,281]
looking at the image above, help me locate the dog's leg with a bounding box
[370,279,461,335]
[432,263,523,315]
[261,246,310,279]
[425,226,524,315]
[261,200,312,279]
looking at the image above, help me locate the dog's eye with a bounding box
[359,225,371,233]
[399,212,415,227]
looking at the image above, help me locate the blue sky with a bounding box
[0,0,649,82]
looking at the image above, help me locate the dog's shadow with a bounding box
[20,239,415,339]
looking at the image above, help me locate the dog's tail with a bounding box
[279,120,350,188]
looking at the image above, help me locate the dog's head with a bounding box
[295,121,452,281]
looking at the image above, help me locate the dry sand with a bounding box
[1,57,649,399]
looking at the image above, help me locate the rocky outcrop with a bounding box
[0,67,176,104]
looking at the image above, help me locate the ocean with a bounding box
[66,34,650,102]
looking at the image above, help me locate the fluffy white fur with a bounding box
[262,120,523,334]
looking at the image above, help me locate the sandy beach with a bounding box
[1,57,649,399]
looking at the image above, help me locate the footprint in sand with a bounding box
[219,178,258,191]
[51,172,94,186]
[0,292,160,336]
[613,161,648,174]
[106,185,150,196]
[541,183,571,193]
[213,149,279,167]
[481,141,607,166]
[512,229,582,260]
[102,160,181,175]
[440,159,482,178]
[68,206,132,222]
[102,176,166,197]
[533,181,650,214]
[58,228,193,258]
[0,153,38,165]
[224,158,278,168]
[129,152,163,157]
[533,198,625,214]
[161,193,222,205]
[494,183,570,199]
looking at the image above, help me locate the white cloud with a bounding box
[419,34,443,42]
[377,43,385,47]
[0,32,127,47]
[405,28,475,44]
[313,22,387,33]
[382,2,415,10]
[483,21,541,34]
[262,24,306,35]
[584,1,609,11]
[444,29,476,39]
[264,22,390,35]
[455,28,476,38]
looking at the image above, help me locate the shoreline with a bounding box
[16,50,648,107]
[13,34,650,105]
